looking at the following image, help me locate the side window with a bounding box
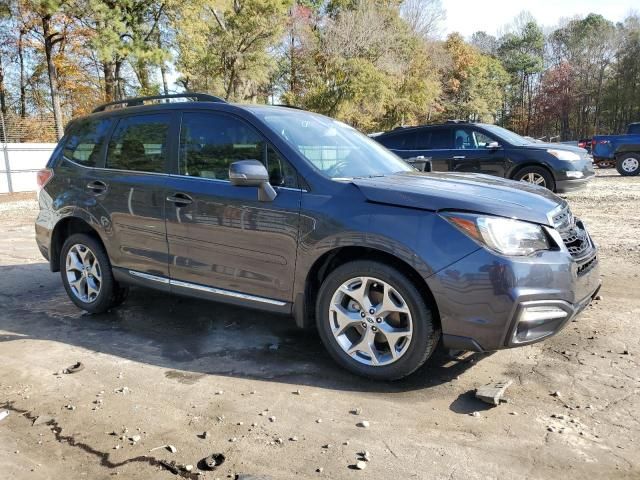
[379,131,415,150]
[180,112,264,180]
[453,128,476,149]
[629,124,640,134]
[62,118,112,167]
[106,114,171,173]
[414,130,432,149]
[266,145,298,188]
[179,112,298,187]
[473,130,495,147]
[429,128,452,149]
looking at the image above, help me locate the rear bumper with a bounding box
[429,244,601,352]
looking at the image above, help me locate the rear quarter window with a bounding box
[628,124,640,135]
[62,118,113,167]
[378,131,416,150]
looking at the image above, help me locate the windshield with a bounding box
[481,124,532,146]
[254,108,413,179]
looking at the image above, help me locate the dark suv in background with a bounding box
[372,121,595,192]
[35,94,601,380]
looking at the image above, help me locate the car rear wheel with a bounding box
[616,153,640,176]
[316,261,439,380]
[60,233,128,314]
[514,166,556,191]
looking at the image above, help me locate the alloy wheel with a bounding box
[520,172,546,186]
[65,243,102,303]
[328,276,413,366]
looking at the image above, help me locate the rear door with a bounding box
[164,110,301,303]
[92,113,174,277]
[378,127,452,171]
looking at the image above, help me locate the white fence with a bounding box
[1,143,57,193]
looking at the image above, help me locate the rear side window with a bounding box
[179,112,298,187]
[106,114,171,173]
[378,131,415,150]
[426,128,452,149]
[62,119,112,167]
[629,124,640,134]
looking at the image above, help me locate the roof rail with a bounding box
[445,119,469,124]
[92,93,226,113]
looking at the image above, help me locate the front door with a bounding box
[165,111,301,303]
[448,127,506,177]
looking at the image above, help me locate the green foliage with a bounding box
[176,0,291,101]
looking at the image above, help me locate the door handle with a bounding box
[453,156,466,159]
[166,193,193,206]
[86,180,107,194]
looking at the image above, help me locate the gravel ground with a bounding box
[0,169,639,480]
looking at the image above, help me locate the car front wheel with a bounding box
[316,261,439,380]
[514,166,556,191]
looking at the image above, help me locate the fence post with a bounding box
[0,110,13,193]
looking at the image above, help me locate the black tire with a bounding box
[316,261,440,381]
[616,153,640,176]
[60,233,128,314]
[513,166,556,191]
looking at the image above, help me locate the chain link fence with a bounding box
[1,111,59,193]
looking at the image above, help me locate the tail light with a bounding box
[596,139,610,145]
[37,168,54,189]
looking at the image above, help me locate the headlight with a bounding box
[443,213,550,256]
[547,149,581,161]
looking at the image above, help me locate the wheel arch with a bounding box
[509,162,556,181]
[50,216,105,272]
[294,246,441,330]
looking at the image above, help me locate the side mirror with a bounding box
[229,160,277,202]
[486,141,501,149]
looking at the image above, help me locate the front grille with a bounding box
[577,255,598,276]
[552,206,594,260]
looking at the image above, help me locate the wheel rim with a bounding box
[328,276,413,367]
[621,157,639,173]
[520,172,546,186]
[65,244,102,303]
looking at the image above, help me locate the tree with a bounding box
[440,33,508,122]
[497,17,544,134]
[176,0,291,101]
[400,0,445,39]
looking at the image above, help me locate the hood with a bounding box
[520,142,587,155]
[352,172,566,226]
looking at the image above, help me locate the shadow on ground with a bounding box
[0,262,492,395]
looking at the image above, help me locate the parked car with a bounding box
[591,123,640,175]
[35,94,601,380]
[372,121,595,193]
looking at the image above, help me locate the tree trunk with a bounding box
[0,55,7,116]
[18,29,26,118]
[42,15,64,140]
[103,62,115,102]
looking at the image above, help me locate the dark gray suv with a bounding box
[35,94,601,380]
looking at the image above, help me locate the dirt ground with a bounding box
[1,169,639,480]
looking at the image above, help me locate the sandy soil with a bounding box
[0,169,638,480]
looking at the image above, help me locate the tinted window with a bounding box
[63,119,112,167]
[106,114,171,173]
[414,129,431,149]
[629,124,640,135]
[430,129,452,149]
[473,130,496,147]
[378,131,415,150]
[179,112,297,187]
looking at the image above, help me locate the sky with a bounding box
[441,0,638,38]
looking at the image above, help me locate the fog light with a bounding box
[513,305,570,344]
[566,171,584,179]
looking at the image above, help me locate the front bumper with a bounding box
[556,176,593,193]
[429,243,600,352]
